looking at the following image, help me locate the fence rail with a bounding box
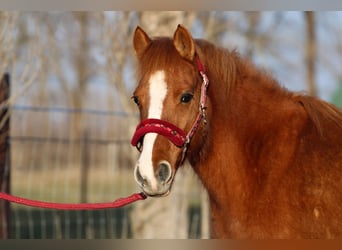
[11,105,138,117]
[10,136,130,145]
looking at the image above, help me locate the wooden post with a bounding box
[80,130,92,238]
[0,73,11,238]
[305,11,317,96]
[80,131,89,204]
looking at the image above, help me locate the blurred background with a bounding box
[0,11,342,239]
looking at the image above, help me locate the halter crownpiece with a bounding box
[131,54,209,161]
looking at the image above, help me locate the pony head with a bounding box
[131,25,208,197]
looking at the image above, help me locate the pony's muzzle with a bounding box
[134,161,173,197]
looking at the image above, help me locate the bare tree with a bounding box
[93,12,199,238]
[128,11,203,239]
[72,12,89,134]
[95,12,140,172]
[0,12,42,111]
[0,12,16,77]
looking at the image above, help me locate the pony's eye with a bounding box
[180,93,194,103]
[132,96,140,106]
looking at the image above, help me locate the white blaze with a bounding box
[136,70,167,189]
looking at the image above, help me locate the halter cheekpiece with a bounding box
[131,54,209,162]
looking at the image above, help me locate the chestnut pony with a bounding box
[130,25,342,238]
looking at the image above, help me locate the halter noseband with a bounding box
[131,54,209,162]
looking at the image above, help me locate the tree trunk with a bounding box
[0,73,11,239]
[305,11,317,96]
[72,12,90,203]
[129,12,198,239]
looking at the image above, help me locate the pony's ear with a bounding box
[173,24,195,61]
[133,26,152,56]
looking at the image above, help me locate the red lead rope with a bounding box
[0,192,147,210]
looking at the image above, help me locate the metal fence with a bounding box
[1,103,202,239]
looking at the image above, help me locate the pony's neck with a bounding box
[189,47,302,211]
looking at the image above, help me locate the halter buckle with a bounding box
[201,106,208,125]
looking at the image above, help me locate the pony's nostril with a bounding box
[157,161,172,183]
[135,167,147,186]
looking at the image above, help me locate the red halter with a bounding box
[131,55,209,162]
